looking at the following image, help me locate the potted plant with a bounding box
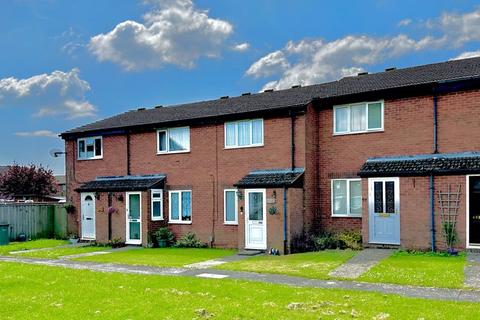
[154,227,175,248]
[68,233,79,244]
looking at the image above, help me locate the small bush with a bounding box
[174,232,207,248]
[108,238,126,249]
[313,232,340,250]
[154,227,175,246]
[337,230,363,250]
[290,232,315,253]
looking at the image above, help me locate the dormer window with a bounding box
[78,136,102,160]
[333,101,383,135]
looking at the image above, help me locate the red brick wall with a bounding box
[319,89,480,249]
[66,114,308,248]
[361,175,467,250]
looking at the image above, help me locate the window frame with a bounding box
[150,189,163,221]
[331,178,362,217]
[223,189,238,225]
[224,118,264,149]
[333,101,384,135]
[77,136,103,160]
[168,190,192,224]
[156,127,190,155]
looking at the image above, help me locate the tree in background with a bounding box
[0,164,58,197]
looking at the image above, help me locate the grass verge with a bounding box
[359,250,466,288]
[216,250,356,279]
[0,239,69,255]
[0,262,478,319]
[75,248,236,267]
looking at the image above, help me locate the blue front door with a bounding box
[369,178,400,245]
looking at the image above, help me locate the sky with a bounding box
[1,0,480,175]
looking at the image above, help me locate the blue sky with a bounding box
[1,0,480,174]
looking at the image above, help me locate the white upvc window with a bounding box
[331,179,362,217]
[157,127,190,154]
[151,189,163,221]
[224,189,238,225]
[333,101,383,135]
[169,190,192,224]
[77,136,102,160]
[224,119,263,148]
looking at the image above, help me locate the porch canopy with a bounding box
[234,168,304,188]
[76,174,165,192]
[359,152,480,177]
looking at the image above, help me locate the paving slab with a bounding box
[1,255,480,302]
[59,251,112,260]
[465,252,480,288]
[328,249,393,279]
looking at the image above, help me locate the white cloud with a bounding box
[248,35,427,90]
[246,50,290,78]
[452,50,480,60]
[233,42,250,52]
[247,8,480,90]
[398,18,412,27]
[15,130,58,138]
[0,68,96,118]
[89,0,234,70]
[428,9,480,47]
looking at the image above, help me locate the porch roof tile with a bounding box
[234,168,304,188]
[76,174,165,192]
[359,152,480,177]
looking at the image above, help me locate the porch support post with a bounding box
[429,174,436,251]
[283,186,288,254]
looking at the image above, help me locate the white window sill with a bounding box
[224,144,264,150]
[224,222,238,226]
[157,150,190,155]
[333,129,383,136]
[168,221,192,225]
[331,214,362,218]
[77,156,103,161]
[151,217,164,221]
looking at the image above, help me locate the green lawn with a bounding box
[0,239,69,255]
[359,251,466,289]
[75,248,237,267]
[15,246,110,259]
[0,262,478,319]
[217,250,356,279]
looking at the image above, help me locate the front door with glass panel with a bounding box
[81,193,95,239]
[126,192,142,245]
[245,189,267,250]
[469,176,480,246]
[368,178,400,245]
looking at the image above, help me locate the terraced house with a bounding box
[62,57,480,253]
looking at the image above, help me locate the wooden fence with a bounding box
[0,204,68,240]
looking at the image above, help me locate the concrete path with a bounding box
[328,249,393,279]
[184,251,258,269]
[1,255,479,302]
[465,252,480,288]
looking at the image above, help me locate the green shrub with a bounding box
[313,232,339,250]
[337,230,363,250]
[154,227,175,247]
[311,231,362,251]
[174,232,207,248]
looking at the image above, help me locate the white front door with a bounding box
[368,177,401,245]
[126,192,142,245]
[245,189,267,250]
[81,193,95,239]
